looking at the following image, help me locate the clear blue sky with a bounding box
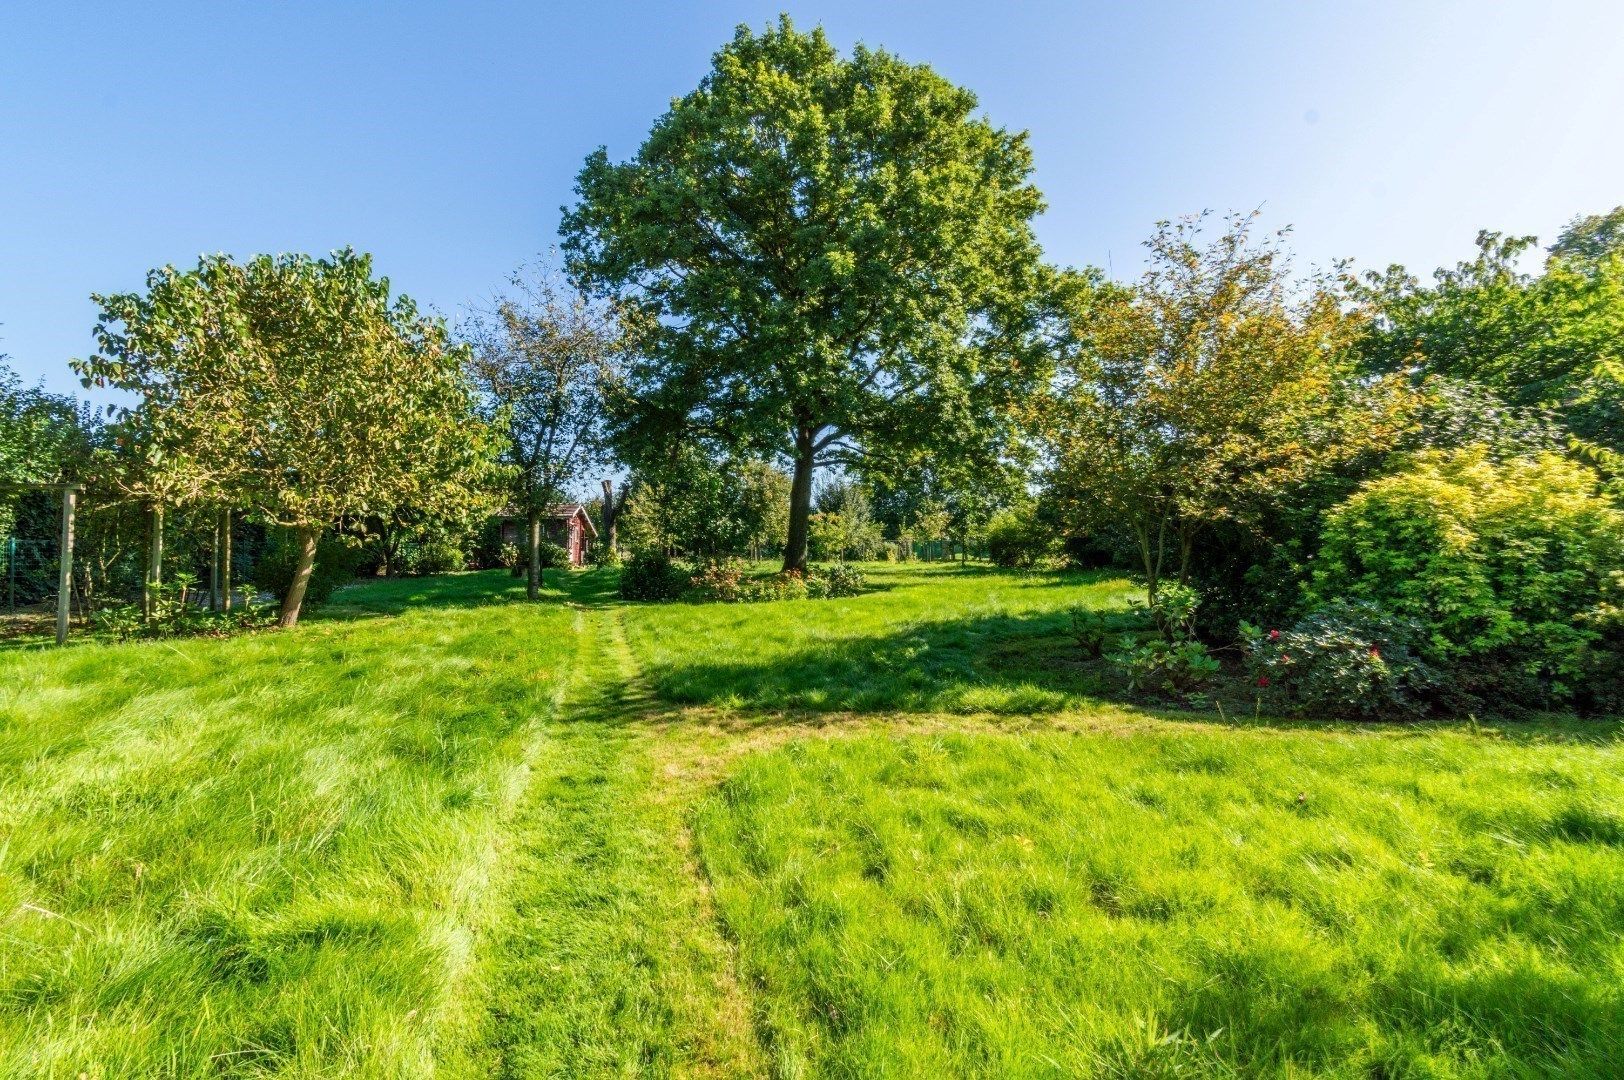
[4,1,1622,395]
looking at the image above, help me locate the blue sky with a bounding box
[4,1,1622,394]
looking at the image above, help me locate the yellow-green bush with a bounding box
[1310,449,1624,710]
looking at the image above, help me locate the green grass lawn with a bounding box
[1,562,1619,1077]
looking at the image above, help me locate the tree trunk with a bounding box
[527,509,541,600]
[782,428,815,573]
[221,510,233,613]
[601,478,618,552]
[277,526,319,629]
[144,504,163,623]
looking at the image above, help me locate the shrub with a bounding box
[589,544,623,569]
[536,540,571,570]
[740,570,810,602]
[687,559,747,603]
[619,549,688,602]
[254,528,363,609]
[1243,600,1437,719]
[1069,605,1110,658]
[986,507,1053,568]
[1110,635,1220,694]
[498,542,522,570]
[810,562,865,598]
[404,538,465,576]
[1311,449,1624,710]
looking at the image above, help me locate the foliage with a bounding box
[810,562,865,598]
[1549,204,1624,268]
[806,487,886,561]
[618,548,689,602]
[464,260,637,595]
[534,539,571,571]
[684,559,865,604]
[587,542,622,569]
[90,583,269,641]
[617,447,787,559]
[1042,213,1414,606]
[254,528,364,610]
[563,16,1051,570]
[75,249,499,627]
[1242,601,1437,719]
[1311,448,1624,710]
[985,503,1053,568]
[1352,230,1624,462]
[1068,605,1110,658]
[498,541,522,570]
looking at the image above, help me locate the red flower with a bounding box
[1256,675,1270,687]
[1279,654,1292,664]
[1369,647,1381,660]
[1268,629,1280,641]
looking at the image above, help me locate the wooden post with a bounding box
[56,486,77,645]
[220,510,232,612]
[527,509,541,601]
[210,512,221,611]
[144,503,163,622]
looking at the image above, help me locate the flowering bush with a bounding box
[811,562,865,597]
[742,570,810,602]
[1242,600,1437,719]
[687,559,748,602]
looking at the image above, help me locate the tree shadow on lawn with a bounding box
[315,567,593,621]
[634,607,1624,745]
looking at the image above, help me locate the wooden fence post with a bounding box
[144,504,163,622]
[221,509,233,612]
[56,485,78,645]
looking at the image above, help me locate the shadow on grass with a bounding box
[632,605,1624,745]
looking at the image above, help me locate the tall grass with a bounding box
[694,727,1624,1077]
[622,562,1140,713]
[0,571,568,1075]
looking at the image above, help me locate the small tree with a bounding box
[1041,213,1412,606]
[464,261,636,598]
[77,250,497,628]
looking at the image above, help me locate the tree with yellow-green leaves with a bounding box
[76,249,499,628]
[1040,213,1415,607]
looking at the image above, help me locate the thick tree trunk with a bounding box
[277,526,319,629]
[782,428,815,573]
[527,509,541,600]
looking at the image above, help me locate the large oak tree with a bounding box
[562,17,1050,570]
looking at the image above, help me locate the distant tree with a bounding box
[76,250,497,628]
[1550,205,1624,268]
[563,17,1051,572]
[1,356,92,535]
[736,460,790,563]
[1354,229,1624,468]
[464,261,639,598]
[1041,213,1412,607]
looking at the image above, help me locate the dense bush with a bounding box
[619,549,689,602]
[254,529,364,609]
[403,537,465,576]
[1310,449,1624,710]
[1243,600,1437,719]
[588,544,622,569]
[985,507,1053,568]
[536,539,571,570]
[683,560,866,603]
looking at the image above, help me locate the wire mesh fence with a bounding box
[3,536,59,614]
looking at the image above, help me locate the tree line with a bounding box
[3,15,1620,712]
